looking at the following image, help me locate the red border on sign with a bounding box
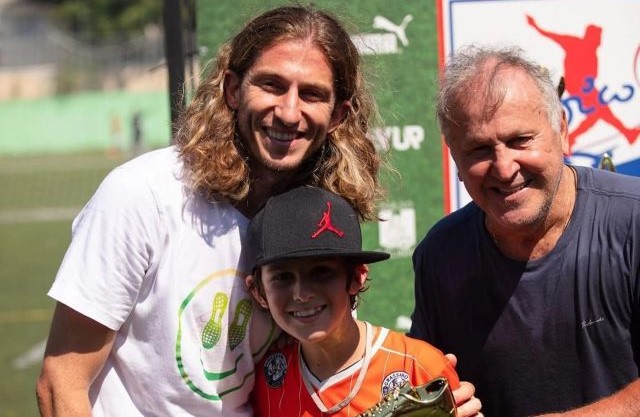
[436,0,452,214]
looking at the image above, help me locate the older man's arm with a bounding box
[536,379,640,417]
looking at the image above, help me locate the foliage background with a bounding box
[31,0,161,42]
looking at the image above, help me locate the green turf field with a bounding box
[0,151,129,417]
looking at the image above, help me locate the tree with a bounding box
[32,0,162,42]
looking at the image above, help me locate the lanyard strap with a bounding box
[302,322,375,414]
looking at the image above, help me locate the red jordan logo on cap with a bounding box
[311,201,344,238]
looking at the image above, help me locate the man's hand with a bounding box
[446,354,483,417]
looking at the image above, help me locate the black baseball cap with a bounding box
[248,186,390,268]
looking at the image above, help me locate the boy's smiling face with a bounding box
[249,257,365,345]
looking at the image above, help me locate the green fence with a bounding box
[0,90,171,156]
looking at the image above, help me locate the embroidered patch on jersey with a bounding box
[264,352,288,388]
[381,371,410,396]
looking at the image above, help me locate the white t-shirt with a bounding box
[49,146,277,416]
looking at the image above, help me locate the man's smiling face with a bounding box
[225,39,346,181]
[447,66,568,233]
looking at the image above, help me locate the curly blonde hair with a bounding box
[173,5,385,220]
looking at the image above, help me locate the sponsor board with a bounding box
[439,0,640,212]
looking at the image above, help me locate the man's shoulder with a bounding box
[102,146,183,192]
[434,202,479,228]
[115,146,181,176]
[415,203,480,254]
[79,146,188,218]
[576,165,640,200]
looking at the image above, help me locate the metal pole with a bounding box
[163,0,186,137]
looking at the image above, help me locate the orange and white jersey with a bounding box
[251,322,459,417]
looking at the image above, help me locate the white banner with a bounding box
[439,0,640,212]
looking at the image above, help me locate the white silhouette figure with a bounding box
[372,15,414,47]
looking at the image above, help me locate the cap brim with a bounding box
[256,249,390,267]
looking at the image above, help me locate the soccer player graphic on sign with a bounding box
[527,15,640,149]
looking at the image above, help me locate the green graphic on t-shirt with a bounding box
[229,299,252,350]
[201,292,228,349]
[175,269,276,401]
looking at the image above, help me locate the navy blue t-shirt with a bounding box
[409,166,640,416]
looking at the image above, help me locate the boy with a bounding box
[245,186,460,416]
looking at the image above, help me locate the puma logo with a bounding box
[311,201,344,238]
[372,15,414,47]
